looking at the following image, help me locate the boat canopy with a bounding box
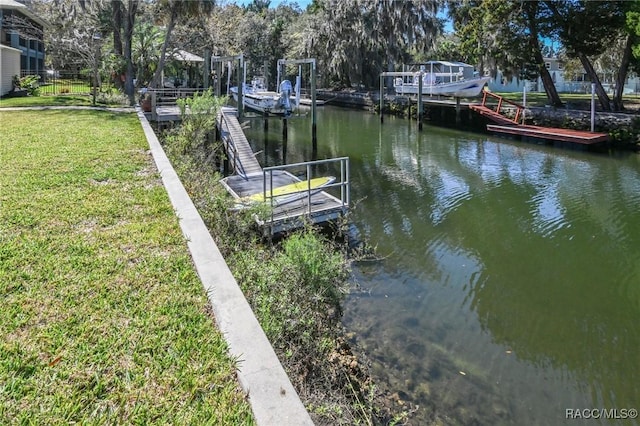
[422,60,474,68]
[409,61,477,80]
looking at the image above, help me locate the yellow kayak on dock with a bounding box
[245,176,335,203]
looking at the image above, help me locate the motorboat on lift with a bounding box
[230,77,293,116]
[394,60,491,97]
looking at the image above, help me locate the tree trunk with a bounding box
[613,34,634,112]
[526,2,562,107]
[112,2,123,56]
[578,53,611,111]
[123,0,138,106]
[150,9,178,89]
[111,1,124,90]
[535,50,563,108]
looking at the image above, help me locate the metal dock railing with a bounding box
[220,157,350,235]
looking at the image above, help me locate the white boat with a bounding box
[394,60,491,98]
[230,77,293,116]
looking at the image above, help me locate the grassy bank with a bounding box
[0,94,127,108]
[493,91,640,110]
[0,109,253,424]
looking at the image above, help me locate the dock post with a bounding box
[282,134,288,163]
[522,85,527,123]
[215,62,221,97]
[237,58,244,120]
[223,143,229,176]
[380,75,384,123]
[151,90,157,121]
[283,118,288,141]
[312,122,317,151]
[417,74,423,131]
[591,83,595,132]
[455,97,461,125]
[311,60,318,146]
[264,113,268,131]
[204,49,211,89]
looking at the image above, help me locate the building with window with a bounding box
[0,0,46,95]
[488,56,640,96]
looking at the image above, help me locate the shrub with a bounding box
[96,91,128,106]
[13,74,41,96]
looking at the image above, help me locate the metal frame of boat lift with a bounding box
[379,71,426,129]
[276,58,321,145]
[211,54,244,117]
[275,59,318,124]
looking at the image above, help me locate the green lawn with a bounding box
[492,91,640,110]
[0,95,95,107]
[0,109,254,425]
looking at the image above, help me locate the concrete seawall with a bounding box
[136,107,314,425]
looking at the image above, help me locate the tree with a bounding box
[297,0,441,88]
[150,0,214,89]
[450,0,562,106]
[372,0,442,78]
[1,4,44,42]
[543,0,626,111]
[522,1,562,107]
[244,0,270,14]
[420,33,465,63]
[611,1,640,110]
[33,0,109,72]
[110,1,124,89]
[118,0,139,105]
[132,22,164,86]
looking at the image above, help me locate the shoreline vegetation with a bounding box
[160,92,406,424]
[0,108,254,424]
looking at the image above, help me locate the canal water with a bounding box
[240,106,640,425]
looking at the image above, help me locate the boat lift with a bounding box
[276,58,319,147]
[211,54,244,118]
[379,70,470,128]
[379,71,425,130]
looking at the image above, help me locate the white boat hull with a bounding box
[230,88,290,115]
[394,76,491,98]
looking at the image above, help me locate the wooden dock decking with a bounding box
[486,124,609,145]
[469,91,609,145]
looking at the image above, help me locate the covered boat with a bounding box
[394,61,490,97]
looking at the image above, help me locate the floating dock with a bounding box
[485,124,609,145]
[217,108,350,235]
[469,91,609,146]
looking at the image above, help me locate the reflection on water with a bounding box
[241,108,640,425]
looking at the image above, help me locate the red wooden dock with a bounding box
[469,91,609,145]
[486,124,609,144]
